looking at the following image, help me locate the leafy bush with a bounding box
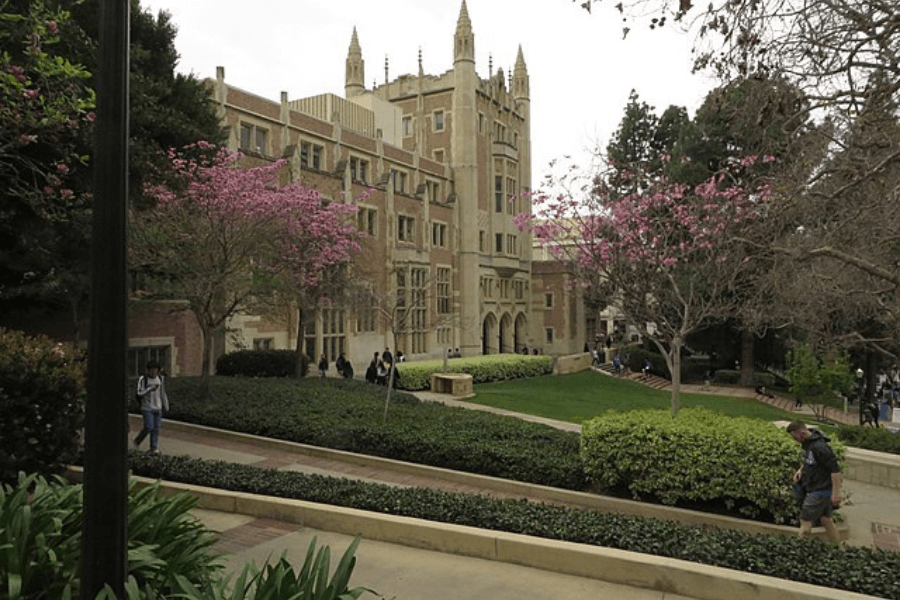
[396,354,553,391]
[580,408,829,524]
[128,453,900,599]
[623,347,667,378]
[837,424,900,455]
[216,349,307,378]
[163,376,585,490]
[0,328,86,485]
[0,473,222,600]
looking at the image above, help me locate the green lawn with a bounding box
[471,370,799,424]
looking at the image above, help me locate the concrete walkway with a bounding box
[128,377,900,600]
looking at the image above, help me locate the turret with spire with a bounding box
[345,27,365,98]
[454,0,475,65]
[513,45,530,101]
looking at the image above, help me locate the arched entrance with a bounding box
[499,313,513,354]
[482,313,497,355]
[514,313,527,353]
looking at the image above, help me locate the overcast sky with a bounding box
[142,0,716,185]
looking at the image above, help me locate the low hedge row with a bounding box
[160,376,586,490]
[128,452,900,599]
[837,424,900,455]
[216,349,309,378]
[394,354,553,391]
[581,408,824,524]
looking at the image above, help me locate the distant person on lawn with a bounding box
[134,361,169,454]
[787,420,843,544]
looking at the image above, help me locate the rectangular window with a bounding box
[127,345,170,378]
[514,280,524,300]
[433,149,444,163]
[437,267,450,314]
[391,169,407,194]
[432,222,447,247]
[357,207,376,235]
[545,328,554,343]
[411,267,428,354]
[478,113,484,133]
[506,177,517,213]
[545,292,554,308]
[356,305,376,333]
[252,337,273,351]
[398,215,415,242]
[402,116,412,137]
[506,234,517,255]
[425,180,440,203]
[495,233,503,254]
[300,142,310,167]
[255,128,267,155]
[312,145,323,170]
[239,124,252,150]
[494,175,503,213]
[479,230,485,252]
[349,157,368,183]
[433,110,445,132]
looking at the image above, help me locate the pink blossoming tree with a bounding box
[132,143,361,385]
[518,160,770,414]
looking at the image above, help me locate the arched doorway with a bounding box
[514,313,527,353]
[499,313,513,353]
[482,313,497,355]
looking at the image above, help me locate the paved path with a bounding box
[132,376,900,599]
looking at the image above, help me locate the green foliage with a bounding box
[786,343,854,408]
[216,350,307,378]
[161,376,586,490]
[581,408,806,523]
[0,473,222,600]
[167,537,375,600]
[0,0,94,311]
[395,354,553,391]
[128,453,900,599]
[0,328,85,485]
[837,424,900,455]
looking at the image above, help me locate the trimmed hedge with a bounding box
[581,408,842,524]
[837,424,900,455]
[0,328,86,485]
[394,354,553,391]
[160,376,586,490]
[216,349,308,378]
[128,452,900,599]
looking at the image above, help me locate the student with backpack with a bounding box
[133,360,169,454]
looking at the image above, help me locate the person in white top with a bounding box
[133,360,169,453]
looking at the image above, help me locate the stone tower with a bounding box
[451,0,481,356]
[513,45,532,264]
[345,27,365,99]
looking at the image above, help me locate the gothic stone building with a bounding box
[127,1,593,376]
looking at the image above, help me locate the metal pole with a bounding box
[81,0,129,597]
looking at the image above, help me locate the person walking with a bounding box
[318,355,328,378]
[133,360,169,454]
[786,420,843,544]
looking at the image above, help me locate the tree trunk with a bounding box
[668,338,683,416]
[294,307,305,378]
[738,326,755,387]
[198,323,212,397]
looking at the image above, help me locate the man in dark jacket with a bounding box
[787,421,843,543]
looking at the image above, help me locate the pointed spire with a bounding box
[418,46,423,77]
[513,44,530,100]
[454,0,475,64]
[345,27,365,98]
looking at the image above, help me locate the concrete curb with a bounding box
[142,416,846,542]
[66,467,878,600]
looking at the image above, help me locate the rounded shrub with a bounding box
[580,407,825,523]
[216,349,307,377]
[0,328,85,484]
